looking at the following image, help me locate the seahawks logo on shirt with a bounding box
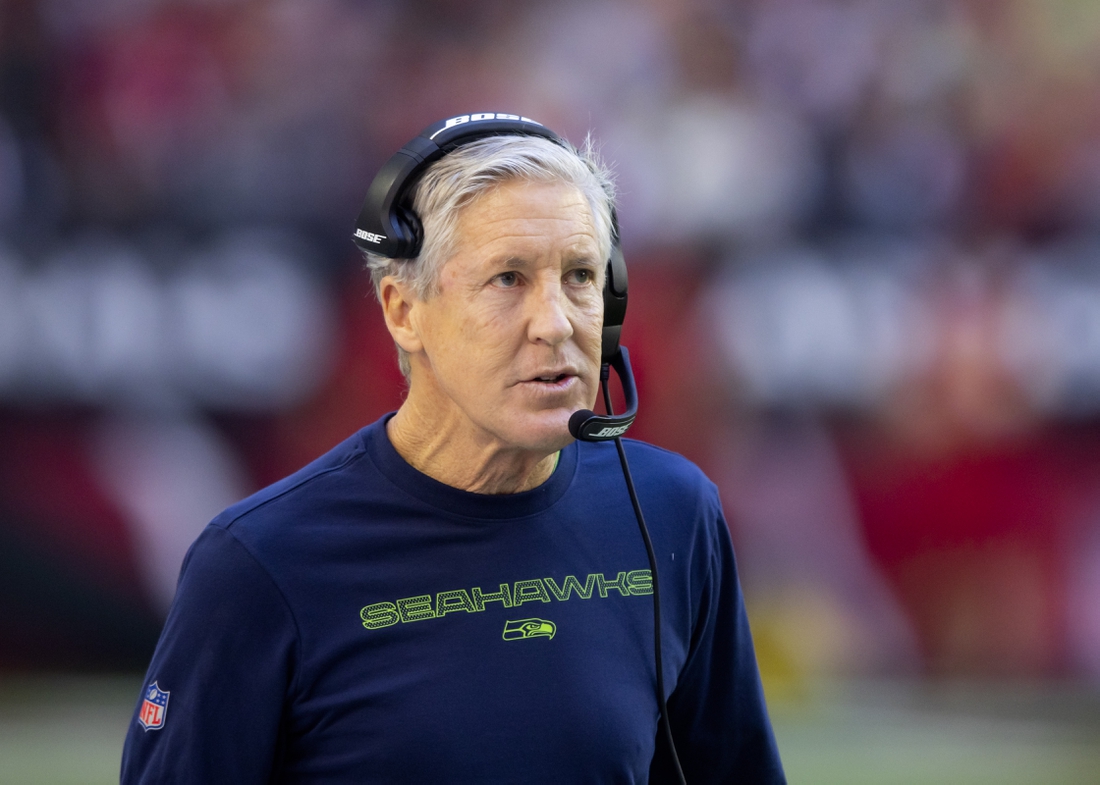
[502,618,556,641]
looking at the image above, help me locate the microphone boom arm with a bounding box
[568,346,638,442]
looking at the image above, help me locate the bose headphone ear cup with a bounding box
[393,204,423,259]
[601,214,628,363]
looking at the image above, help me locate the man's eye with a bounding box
[494,271,520,288]
[566,268,594,285]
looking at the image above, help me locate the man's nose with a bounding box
[526,279,573,347]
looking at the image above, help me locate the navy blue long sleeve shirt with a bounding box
[121,415,785,783]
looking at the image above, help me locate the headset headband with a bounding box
[353,113,562,259]
[351,112,627,364]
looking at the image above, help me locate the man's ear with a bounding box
[379,275,424,355]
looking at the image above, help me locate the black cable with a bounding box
[602,380,687,785]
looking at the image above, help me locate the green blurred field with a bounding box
[771,682,1100,784]
[2,675,1098,784]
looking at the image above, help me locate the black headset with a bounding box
[352,112,637,442]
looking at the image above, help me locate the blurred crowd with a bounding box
[3,0,1100,690]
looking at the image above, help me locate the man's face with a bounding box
[407,179,604,455]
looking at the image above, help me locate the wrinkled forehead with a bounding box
[452,177,607,256]
[450,180,600,254]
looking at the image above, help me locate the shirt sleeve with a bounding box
[650,500,787,784]
[121,524,299,784]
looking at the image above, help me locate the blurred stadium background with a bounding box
[2,0,1100,781]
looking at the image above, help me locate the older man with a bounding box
[121,114,785,783]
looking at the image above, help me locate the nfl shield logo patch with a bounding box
[138,682,170,731]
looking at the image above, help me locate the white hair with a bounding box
[362,133,617,377]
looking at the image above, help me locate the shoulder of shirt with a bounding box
[209,428,370,533]
[578,436,719,501]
